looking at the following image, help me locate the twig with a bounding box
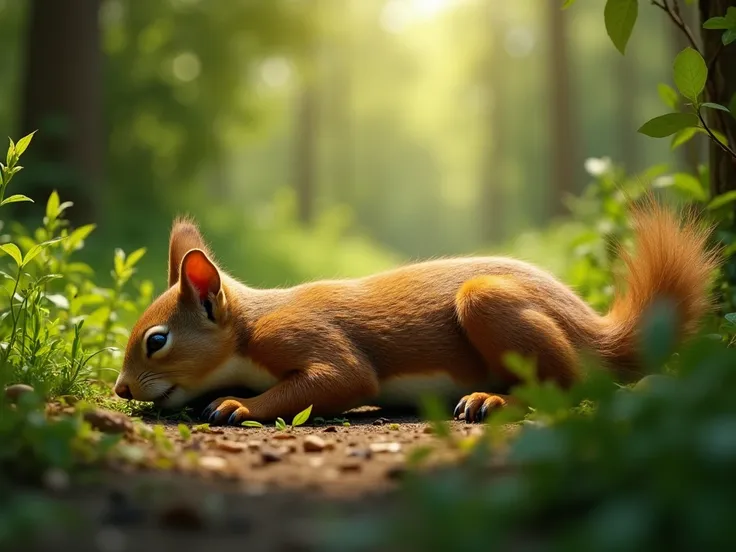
[653,0,736,159]
[651,0,702,54]
[697,108,736,160]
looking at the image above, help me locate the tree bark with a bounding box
[19,0,103,224]
[548,0,579,217]
[699,0,736,198]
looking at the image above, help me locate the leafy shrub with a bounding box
[0,133,151,398]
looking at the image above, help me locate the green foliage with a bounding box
[0,133,151,397]
[673,47,707,104]
[703,7,736,46]
[604,0,639,55]
[0,134,156,545]
[292,404,313,427]
[637,112,698,138]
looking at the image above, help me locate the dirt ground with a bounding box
[20,406,491,552]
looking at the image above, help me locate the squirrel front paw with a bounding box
[202,397,252,426]
[453,392,507,423]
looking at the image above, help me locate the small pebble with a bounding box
[273,433,296,440]
[303,435,328,452]
[309,457,325,468]
[347,448,372,460]
[369,442,402,454]
[83,408,133,434]
[246,440,262,451]
[322,426,338,433]
[261,450,283,464]
[214,440,247,453]
[199,455,228,472]
[422,426,434,434]
[339,462,362,473]
[4,384,35,403]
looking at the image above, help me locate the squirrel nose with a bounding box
[114,383,133,400]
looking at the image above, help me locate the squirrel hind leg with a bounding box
[454,275,581,392]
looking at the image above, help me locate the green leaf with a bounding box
[46,191,60,220]
[702,102,731,113]
[178,424,192,440]
[14,131,36,157]
[657,83,679,110]
[0,194,34,206]
[707,190,736,210]
[562,0,577,8]
[604,0,638,54]
[5,137,15,166]
[638,113,699,138]
[723,29,736,46]
[124,247,147,269]
[241,420,264,428]
[725,312,736,325]
[291,404,313,427]
[0,243,22,266]
[671,126,699,149]
[703,16,729,29]
[673,47,707,102]
[65,224,96,251]
[22,237,65,267]
[275,417,287,431]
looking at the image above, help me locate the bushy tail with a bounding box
[595,197,721,380]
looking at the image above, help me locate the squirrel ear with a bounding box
[179,249,221,301]
[168,217,206,288]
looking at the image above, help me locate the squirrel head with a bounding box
[115,219,237,408]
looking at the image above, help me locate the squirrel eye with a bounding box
[146,332,168,357]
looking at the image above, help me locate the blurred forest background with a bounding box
[0,0,707,291]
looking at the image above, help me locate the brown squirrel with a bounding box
[114,198,718,425]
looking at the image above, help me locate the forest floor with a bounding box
[21,402,497,552]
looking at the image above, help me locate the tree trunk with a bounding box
[699,0,736,198]
[548,0,579,217]
[479,2,506,242]
[19,0,103,224]
[294,81,318,226]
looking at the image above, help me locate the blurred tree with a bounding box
[617,54,639,173]
[547,0,579,216]
[328,0,355,207]
[699,0,736,198]
[293,76,319,226]
[102,0,311,242]
[19,0,103,224]
[479,2,507,242]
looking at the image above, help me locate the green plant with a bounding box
[242,404,314,430]
[0,134,152,398]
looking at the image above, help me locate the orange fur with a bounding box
[115,200,719,423]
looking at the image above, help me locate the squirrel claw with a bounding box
[453,392,507,424]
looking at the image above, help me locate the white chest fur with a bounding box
[198,355,279,394]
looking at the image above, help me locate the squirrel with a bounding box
[114,197,719,425]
